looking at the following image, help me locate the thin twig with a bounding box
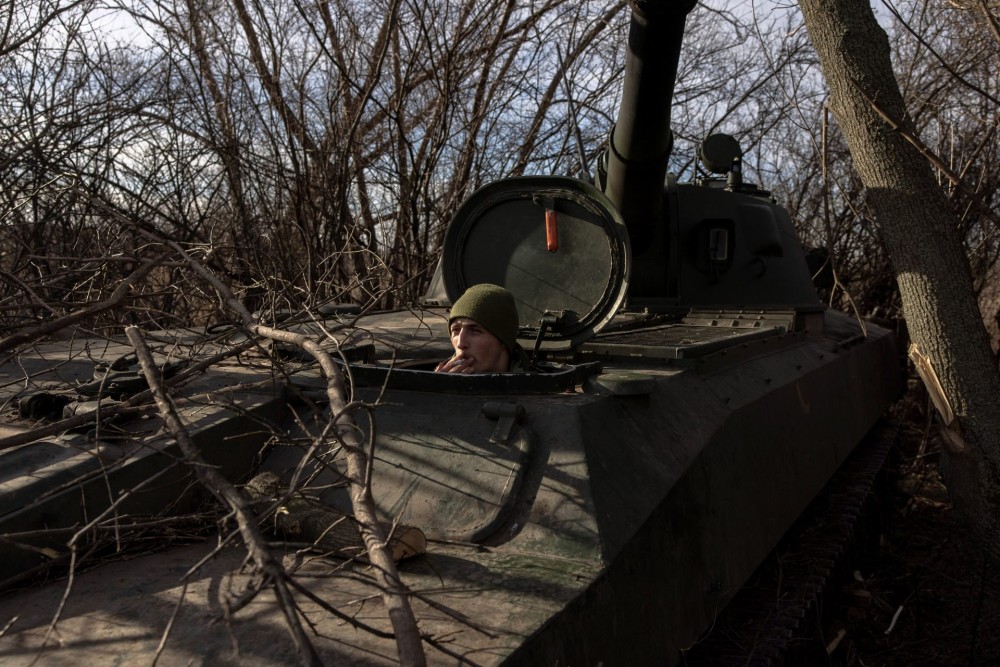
[0,256,166,355]
[152,580,189,667]
[867,95,1000,237]
[884,604,904,635]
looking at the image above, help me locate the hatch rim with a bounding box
[441,176,631,350]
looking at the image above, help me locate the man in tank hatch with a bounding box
[435,283,530,374]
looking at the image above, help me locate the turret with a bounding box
[595,0,699,253]
[431,0,822,345]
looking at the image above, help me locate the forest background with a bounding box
[3,0,997,340]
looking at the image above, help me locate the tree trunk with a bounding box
[797,0,1000,549]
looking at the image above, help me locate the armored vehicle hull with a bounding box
[0,302,898,665]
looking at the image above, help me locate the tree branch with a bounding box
[0,256,165,355]
[867,96,1000,235]
[133,235,427,665]
[126,326,322,666]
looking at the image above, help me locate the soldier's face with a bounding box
[440,317,510,373]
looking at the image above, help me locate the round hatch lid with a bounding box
[442,176,631,349]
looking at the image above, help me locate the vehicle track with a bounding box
[680,420,898,666]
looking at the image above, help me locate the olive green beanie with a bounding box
[449,283,519,352]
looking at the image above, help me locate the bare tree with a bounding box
[797,0,1000,549]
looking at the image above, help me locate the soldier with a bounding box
[435,283,528,374]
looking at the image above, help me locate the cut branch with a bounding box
[125,326,322,666]
[133,234,427,665]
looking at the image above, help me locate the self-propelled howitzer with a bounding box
[0,2,901,665]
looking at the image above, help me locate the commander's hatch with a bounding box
[442,176,631,351]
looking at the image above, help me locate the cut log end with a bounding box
[390,526,428,561]
[245,473,427,562]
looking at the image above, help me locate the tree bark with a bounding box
[798,0,1000,548]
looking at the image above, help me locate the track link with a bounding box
[680,420,899,666]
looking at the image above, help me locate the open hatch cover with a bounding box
[442,176,631,350]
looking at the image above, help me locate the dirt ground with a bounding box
[827,387,1000,666]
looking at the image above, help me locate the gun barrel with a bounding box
[601,0,698,251]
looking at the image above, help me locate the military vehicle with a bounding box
[0,0,900,665]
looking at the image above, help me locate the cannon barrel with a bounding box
[599,0,698,252]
